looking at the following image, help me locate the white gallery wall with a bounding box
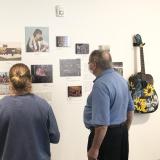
[0,0,160,159]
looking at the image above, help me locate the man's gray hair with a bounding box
[89,50,112,70]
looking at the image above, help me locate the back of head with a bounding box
[89,49,112,70]
[9,63,32,93]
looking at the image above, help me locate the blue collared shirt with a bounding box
[83,69,134,129]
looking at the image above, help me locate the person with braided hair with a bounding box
[0,63,60,160]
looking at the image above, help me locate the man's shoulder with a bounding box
[94,71,127,88]
[93,77,110,92]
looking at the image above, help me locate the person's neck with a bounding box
[10,90,30,96]
[94,69,104,77]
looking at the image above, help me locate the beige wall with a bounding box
[0,0,160,159]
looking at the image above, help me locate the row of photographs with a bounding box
[0,27,123,98]
[0,27,89,61]
[0,62,123,96]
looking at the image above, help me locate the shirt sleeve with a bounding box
[91,84,110,126]
[127,91,134,111]
[47,106,60,143]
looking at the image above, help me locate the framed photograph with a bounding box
[75,43,89,54]
[60,59,81,77]
[56,36,69,47]
[68,86,82,97]
[25,27,49,52]
[31,65,53,83]
[98,45,110,52]
[0,42,21,61]
[112,62,123,76]
[0,72,9,95]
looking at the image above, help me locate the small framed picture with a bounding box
[98,45,110,52]
[31,65,53,83]
[68,86,82,97]
[56,36,69,47]
[60,59,81,77]
[75,43,89,54]
[0,43,21,61]
[112,62,123,76]
[0,72,9,95]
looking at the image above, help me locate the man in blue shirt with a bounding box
[83,50,134,160]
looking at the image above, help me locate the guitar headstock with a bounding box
[133,34,145,47]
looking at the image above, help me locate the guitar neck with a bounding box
[140,47,145,74]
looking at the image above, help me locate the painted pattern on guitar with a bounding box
[128,34,158,113]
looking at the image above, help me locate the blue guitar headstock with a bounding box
[133,34,145,47]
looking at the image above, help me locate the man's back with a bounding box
[93,69,132,125]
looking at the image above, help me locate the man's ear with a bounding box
[93,62,97,70]
[92,62,97,71]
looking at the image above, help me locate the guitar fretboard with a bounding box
[140,47,145,74]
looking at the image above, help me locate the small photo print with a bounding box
[25,27,49,52]
[68,86,82,97]
[0,72,9,95]
[31,65,53,83]
[0,42,21,61]
[112,62,123,76]
[98,45,110,52]
[56,36,69,47]
[60,59,81,77]
[75,43,89,54]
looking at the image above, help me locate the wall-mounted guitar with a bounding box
[128,34,158,113]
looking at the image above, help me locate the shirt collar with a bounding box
[93,68,114,83]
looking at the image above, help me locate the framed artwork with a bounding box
[0,72,9,95]
[31,65,53,83]
[68,86,82,97]
[56,36,69,47]
[25,27,49,52]
[98,45,110,52]
[60,59,81,77]
[112,62,123,76]
[75,43,89,54]
[0,42,21,61]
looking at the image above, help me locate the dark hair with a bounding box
[33,29,42,37]
[9,63,32,92]
[89,50,112,70]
